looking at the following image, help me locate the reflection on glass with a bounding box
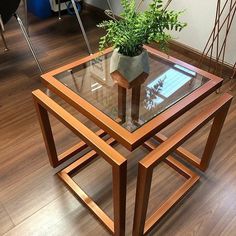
[174,64,197,76]
[144,77,165,110]
[144,66,195,111]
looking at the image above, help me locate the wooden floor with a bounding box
[0,6,236,236]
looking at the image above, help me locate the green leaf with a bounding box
[98,0,187,56]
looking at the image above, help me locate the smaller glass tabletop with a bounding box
[54,50,209,132]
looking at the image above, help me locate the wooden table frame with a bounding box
[32,90,127,236]
[133,93,233,236]
[41,46,223,151]
[35,46,232,236]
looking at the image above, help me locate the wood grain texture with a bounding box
[0,202,14,235]
[0,4,236,236]
[0,164,66,225]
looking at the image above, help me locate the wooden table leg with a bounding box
[118,85,126,123]
[113,164,127,236]
[131,84,141,122]
[132,164,152,236]
[33,99,58,167]
[133,154,199,236]
[200,99,231,171]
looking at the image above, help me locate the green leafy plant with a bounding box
[98,0,187,57]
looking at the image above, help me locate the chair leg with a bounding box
[0,14,4,31]
[0,28,9,52]
[22,0,29,35]
[58,0,62,20]
[70,0,92,54]
[0,15,8,51]
[14,13,43,74]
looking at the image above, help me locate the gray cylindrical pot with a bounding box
[110,48,150,83]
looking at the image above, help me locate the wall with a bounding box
[85,0,236,65]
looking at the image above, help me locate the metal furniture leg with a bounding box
[70,0,92,54]
[14,14,43,74]
[58,0,62,20]
[22,0,29,35]
[0,29,9,51]
[0,14,9,51]
[0,14,4,31]
[0,15,8,51]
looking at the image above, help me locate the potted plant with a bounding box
[98,0,187,83]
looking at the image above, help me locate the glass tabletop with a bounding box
[54,51,209,132]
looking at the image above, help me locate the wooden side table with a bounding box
[34,46,232,235]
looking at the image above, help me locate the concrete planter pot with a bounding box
[110,48,150,83]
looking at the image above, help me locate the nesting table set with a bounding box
[32,46,232,236]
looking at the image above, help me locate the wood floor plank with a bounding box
[3,191,109,236]
[0,202,14,235]
[151,180,236,236]
[0,164,66,225]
